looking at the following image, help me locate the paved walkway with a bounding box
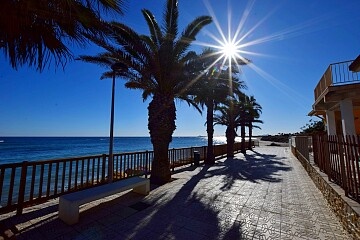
[0,146,353,239]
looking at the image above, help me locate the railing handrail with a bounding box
[0,145,213,168]
[329,60,354,66]
[314,60,360,101]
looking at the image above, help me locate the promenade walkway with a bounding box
[0,145,352,239]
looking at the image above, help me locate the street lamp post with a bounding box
[108,62,127,183]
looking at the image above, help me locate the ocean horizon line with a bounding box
[0,135,266,138]
[0,135,207,138]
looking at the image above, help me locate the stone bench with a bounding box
[58,177,150,225]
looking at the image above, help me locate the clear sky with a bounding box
[1,0,360,137]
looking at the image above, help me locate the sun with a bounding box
[197,1,254,69]
[219,39,242,62]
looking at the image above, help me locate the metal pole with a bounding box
[108,73,115,183]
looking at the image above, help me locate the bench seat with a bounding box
[59,177,150,225]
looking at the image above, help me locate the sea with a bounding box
[0,136,229,165]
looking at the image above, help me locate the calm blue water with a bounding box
[0,137,222,164]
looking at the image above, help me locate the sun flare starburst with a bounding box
[193,0,257,71]
[219,39,241,61]
[185,0,323,108]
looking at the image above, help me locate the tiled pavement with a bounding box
[0,146,354,239]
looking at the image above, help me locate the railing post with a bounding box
[102,154,106,183]
[304,136,309,161]
[191,147,194,165]
[324,135,331,181]
[145,151,148,179]
[319,134,326,172]
[172,148,175,173]
[17,161,28,215]
[203,146,207,162]
[312,135,318,165]
[338,136,348,196]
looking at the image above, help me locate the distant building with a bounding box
[309,55,360,135]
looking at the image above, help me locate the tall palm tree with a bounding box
[0,0,125,71]
[79,0,212,184]
[245,95,263,150]
[189,48,246,164]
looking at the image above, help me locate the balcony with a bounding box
[310,60,360,115]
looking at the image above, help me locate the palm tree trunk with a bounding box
[148,93,176,185]
[205,99,215,165]
[226,126,235,157]
[241,123,246,154]
[248,122,253,150]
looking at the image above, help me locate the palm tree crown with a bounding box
[0,0,125,71]
[214,92,245,156]
[79,0,212,184]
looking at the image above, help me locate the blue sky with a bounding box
[1,0,360,137]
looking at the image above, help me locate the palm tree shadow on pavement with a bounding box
[211,151,292,191]
[116,150,292,239]
[119,166,230,239]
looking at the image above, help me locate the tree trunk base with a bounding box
[149,158,172,185]
[150,174,171,185]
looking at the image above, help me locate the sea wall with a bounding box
[291,146,360,239]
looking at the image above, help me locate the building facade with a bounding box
[309,55,360,136]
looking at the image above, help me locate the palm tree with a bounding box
[214,97,240,157]
[233,92,248,154]
[245,95,263,150]
[189,48,246,164]
[237,94,263,153]
[79,0,212,184]
[0,0,125,71]
[215,92,261,154]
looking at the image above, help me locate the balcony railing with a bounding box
[314,60,360,101]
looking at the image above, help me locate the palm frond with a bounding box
[1,0,126,71]
[78,54,114,68]
[174,16,212,57]
[164,0,179,41]
[142,9,162,47]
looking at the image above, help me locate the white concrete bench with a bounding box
[58,177,150,225]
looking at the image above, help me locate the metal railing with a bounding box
[314,60,360,101]
[0,142,242,214]
[294,136,312,161]
[292,135,360,203]
[0,154,109,215]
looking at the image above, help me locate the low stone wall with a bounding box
[291,146,360,239]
